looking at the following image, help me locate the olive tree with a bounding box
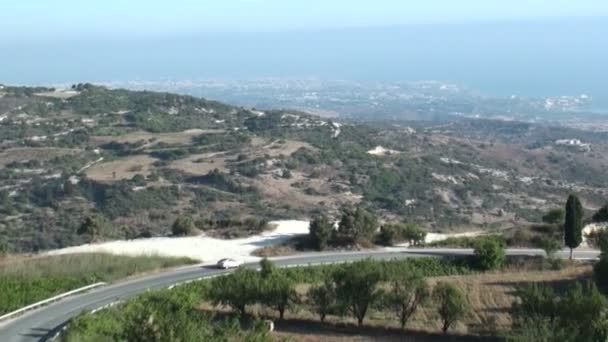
[208,268,260,318]
[386,273,429,329]
[262,273,297,320]
[433,282,470,333]
[307,279,336,322]
[332,259,382,326]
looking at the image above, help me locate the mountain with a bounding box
[1,84,607,253]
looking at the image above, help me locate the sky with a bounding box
[1,1,607,107]
[2,0,608,40]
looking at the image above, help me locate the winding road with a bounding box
[0,248,599,342]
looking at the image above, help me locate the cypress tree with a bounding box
[564,194,583,260]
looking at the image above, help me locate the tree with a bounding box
[259,257,275,279]
[208,268,260,318]
[594,256,608,293]
[262,273,297,320]
[401,224,427,246]
[378,225,397,246]
[433,282,469,333]
[473,238,506,270]
[564,195,583,260]
[309,215,333,250]
[337,207,378,243]
[537,236,562,258]
[333,259,382,326]
[171,216,195,236]
[593,204,608,223]
[77,216,104,242]
[587,229,608,252]
[512,282,608,341]
[308,279,336,322]
[386,273,429,329]
[542,208,565,225]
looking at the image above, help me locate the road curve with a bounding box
[0,247,599,342]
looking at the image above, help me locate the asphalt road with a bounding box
[0,248,600,342]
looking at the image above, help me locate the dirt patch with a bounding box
[169,152,230,175]
[85,154,158,182]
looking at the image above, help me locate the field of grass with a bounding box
[84,154,158,181]
[0,253,197,315]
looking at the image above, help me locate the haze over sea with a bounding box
[1,17,607,109]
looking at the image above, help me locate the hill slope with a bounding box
[1,84,607,252]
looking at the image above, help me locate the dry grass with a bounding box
[85,154,158,181]
[0,147,80,168]
[169,151,230,175]
[422,264,592,334]
[261,139,316,157]
[91,129,225,148]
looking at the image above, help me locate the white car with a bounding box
[216,258,242,269]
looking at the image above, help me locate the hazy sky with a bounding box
[2,1,607,106]
[2,0,608,39]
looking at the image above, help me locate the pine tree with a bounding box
[564,194,583,260]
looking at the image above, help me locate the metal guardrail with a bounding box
[0,282,106,322]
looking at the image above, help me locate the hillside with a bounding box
[1,84,607,253]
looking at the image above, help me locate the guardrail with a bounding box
[0,282,106,322]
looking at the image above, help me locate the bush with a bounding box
[593,204,608,223]
[587,229,608,251]
[171,216,195,236]
[473,237,506,270]
[594,256,608,293]
[542,208,565,225]
[536,236,562,257]
[512,282,608,341]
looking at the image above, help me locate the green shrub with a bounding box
[593,204,608,223]
[473,237,506,270]
[536,236,562,257]
[542,208,565,225]
[172,216,195,236]
[309,215,333,250]
[511,282,608,341]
